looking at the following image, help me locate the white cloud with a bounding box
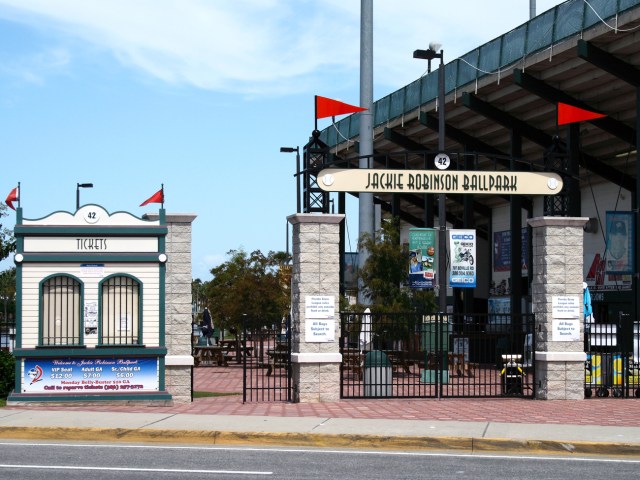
[1,47,70,84]
[0,0,566,95]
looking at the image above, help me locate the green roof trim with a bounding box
[13,347,168,357]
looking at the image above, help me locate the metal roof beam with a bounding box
[462,92,550,146]
[383,128,427,152]
[513,69,636,146]
[462,92,635,193]
[577,39,640,87]
[418,114,533,211]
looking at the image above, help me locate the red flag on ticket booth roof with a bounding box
[140,186,164,207]
[5,185,19,210]
[315,95,367,119]
[557,102,606,125]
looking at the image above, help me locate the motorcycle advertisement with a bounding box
[450,229,477,288]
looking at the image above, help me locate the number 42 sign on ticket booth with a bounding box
[305,295,336,343]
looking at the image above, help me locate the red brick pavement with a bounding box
[9,363,640,427]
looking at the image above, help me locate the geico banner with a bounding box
[449,229,476,288]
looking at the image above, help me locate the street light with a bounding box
[76,183,93,211]
[280,146,301,214]
[414,42,447,314]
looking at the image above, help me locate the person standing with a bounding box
[201,307,213,345]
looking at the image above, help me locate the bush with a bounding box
[0,350,15,398]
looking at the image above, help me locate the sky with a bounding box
[0,0,567,281]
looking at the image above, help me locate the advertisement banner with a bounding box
[408,228,436,289]
[605,211,634,275]
[449,229,477,288]
[22,357,159,394]
[493,228,529,272]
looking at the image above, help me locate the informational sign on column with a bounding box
[305,295,335,342]
[552,295,581,341]
[552,295,580,318]
[552,320,581,341]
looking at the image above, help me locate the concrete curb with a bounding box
[2,427,640,457]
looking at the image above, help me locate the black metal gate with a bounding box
[242,316,292,402]
[584,313,640,398]
[340,311,535,399]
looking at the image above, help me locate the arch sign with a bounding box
[318,168,563,195]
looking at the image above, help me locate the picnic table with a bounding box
[218,338,254,362]
[262,343,290,376]
[193,346,230,367]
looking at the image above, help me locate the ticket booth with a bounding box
[8,204,174,404]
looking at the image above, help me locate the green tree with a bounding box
[204,249,290,335]
[0,350,15,398]
[358,218,436,313]
[0,268,16,322]
[0,203,16,262]
[191,278,207,318]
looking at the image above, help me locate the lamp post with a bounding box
[413,43,447,314]
[280,146,301,214]
[76,183,94,211]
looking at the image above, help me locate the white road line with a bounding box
[2,441,640,464]
[0,464,272,475]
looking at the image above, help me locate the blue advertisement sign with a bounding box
[493,228,529,272]
[605,211,634,275]
[22,357,159,394]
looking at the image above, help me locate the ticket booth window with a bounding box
[41,275,82,346]
[100,275,141,345]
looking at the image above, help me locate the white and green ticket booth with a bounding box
[7,204,190,405]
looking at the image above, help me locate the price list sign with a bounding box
[21,357,159,393]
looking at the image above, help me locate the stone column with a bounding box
[528,216,588,400]
[288,213,344,402]
[146,212,197,404]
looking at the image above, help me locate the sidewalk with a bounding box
[2,365,640,456]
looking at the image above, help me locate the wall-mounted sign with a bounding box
[317,169,563,195]
[80,263,104,278]
[22,357,159,393]
[84,301,98,335]
[552,319,581,341]
[305,319,335,343]
[305,295,335,319]
[605,211,634,275]
[24,237,158,253]
[552,295,581,319]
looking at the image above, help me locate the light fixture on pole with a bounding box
[413,42,447,314]
[76,183,94,211]
[280,146,301,214]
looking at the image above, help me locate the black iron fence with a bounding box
[242,317,292,403]
[584,313,640,398]
[340,311,535,399]
[0,316,15,352]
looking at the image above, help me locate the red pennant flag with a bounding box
[558,102,606,125]
[316,95,366,119]
[5,186,18,210]
[140,187,164,207]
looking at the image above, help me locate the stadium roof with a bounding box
[319,0,640,231]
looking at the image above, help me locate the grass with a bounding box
[192,391,240,398]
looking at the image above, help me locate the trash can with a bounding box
[364,350,392,397]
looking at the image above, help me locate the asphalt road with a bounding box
[2,441,640,479]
